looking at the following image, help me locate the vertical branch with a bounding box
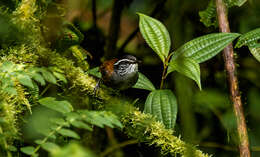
[104,0,125,59]
[215,0,251,157]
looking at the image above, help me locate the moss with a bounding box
[122,110,211,157]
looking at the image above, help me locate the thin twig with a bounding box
[100,139,139,157]
[118,0,168,53]
[215,0,251,157]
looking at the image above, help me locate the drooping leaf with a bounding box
[20,146,35,155]
[171,33,240,63]
[57,128,80,139]
[199,0,217,28]
[71,120,93,131]
[249,46,260,63]
[41,142,60,153]
[133,72,156,91]
[138,13,171,62]
[144,90,178,129]
[3,86,17,95]
[167,57,201,90]
[39,97,73,114]
[235,28,260,48]
[17,73,34,88]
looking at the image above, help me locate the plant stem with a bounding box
[215,0,251,157]
[160,63,167,89]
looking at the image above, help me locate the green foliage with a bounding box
[235,28,260,48]
[132,72,155,91]
[235,28,260,62]
[170,33,240,63]
[138,13,171,63]
[225,0,247,7]
[199,0,217,28]
[144,90,177,129]
[168,57,201,89]
[39,97,73,114]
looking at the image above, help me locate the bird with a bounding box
[94,55,140,93]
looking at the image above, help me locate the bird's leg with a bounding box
[94,78,102,96]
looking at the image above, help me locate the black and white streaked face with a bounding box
[114,55,139,77]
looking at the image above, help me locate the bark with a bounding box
[215,0,251,156]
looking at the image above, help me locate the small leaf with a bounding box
[57,128,80,139]
[17,74,34,88]
[87,67,101,78]
[249,46,260,63]
[41,142,60,153]
[71,120,93,131]
[20,146,35,155]
[171,33,240,63]
[144,90,178,129]
[199,0,217,28]
[31,73,46,86]
[138,13,171,62]
[235,28,260,48]
[226,0,247,7]
[133,72,156,91]
[40,68,57,84]
[53,72,67,83]
[39,97,73,114]
[168,57,201,90]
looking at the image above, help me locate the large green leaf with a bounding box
[235,28,260,48]
[171,33,240,63]
[249,46,260,63]
[39,97,73,114]
[144,90,178,129]
[133,72,156,91]
[138,13,171,62]
[167,57,201,90]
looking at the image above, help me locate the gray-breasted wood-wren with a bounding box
[98,55,140,90]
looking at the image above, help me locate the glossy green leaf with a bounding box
[20,146,35,155]
[235,28,260,48]
[144,89,178,129]
[168,57,201,90]
[171,33,240,63]
[39,97,73,114]
[138,13,171,62]
[133,72,156,91]
[17,74,34,88]
[249,46,260,63]
[41,142,60,153]
[57,128,80,139]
